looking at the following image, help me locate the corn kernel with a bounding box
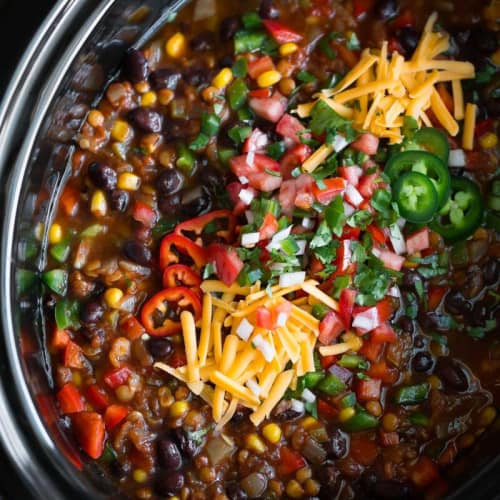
[262,423,282,444]
[166,32,186,59]
[304,479,320,496]
[72,371,82,387]
[286,479,304,499]
[427,374,442,390]
[300,416,318,430]
[158,88,175,106]
[141,133,162,154]
[479,132,498,149]
[348,335,363,352]
[88,109,104,128]
[280,42,299,56]
[169,400,189,418]
[135,81,150,94]
[257,70,282,88]
[133,469,148,483]
[296,466,312,484]
[90,190,107,217]
[245,433,267,454]
[382,412,399,432]
[49,223,63,244]
[212,68,234,89]
[478,406,497,427]
[104,287,123,309]
[338,407,356,423]
[111,120,131,142]
[492,49,500,66]
[117,172,141,191]
[141,91,157,107]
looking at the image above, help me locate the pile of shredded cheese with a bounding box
[297,12,477,173]
[155,279,341,427]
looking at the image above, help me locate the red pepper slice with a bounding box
[141,286,202,337]
[262,20,303,44]
[85,384,110,410]
[174,209,237,245]
[57,383,85,414]
[104,404,130,431]
[159,234,207,270]
[162,264,202,290]
[103,366,132,389]
[279,447,306,475]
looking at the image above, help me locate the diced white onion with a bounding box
[291,399,305,413]
[388,285,401,299]
[266,225,293,250]
[245,210,255,224]
[247,151,255,167]
[295,240,307,255]
[276,312,288,327]
[449,149,466,167]
[238,176,249,184]
[253,334,275,362]
[344,184,364,207]
[396,217,406,229]
[141,333,151,341]
[389,223,407,255]
[241,232,260,247]
[343,202,356,217]
[301,388,316,403]
[246,378,261,397]
[332,134,349,152]
[301,217,315,230]
[279,271,306,288]
[239,188,255,205]
[236,318,254,341]
[371,247,381,258]
[352,307,379,331]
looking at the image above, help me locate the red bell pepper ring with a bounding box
[174,210,237,245]
[262,20,303,44]
[159,234,206,271]
[162,264,202,290]
[57,383,85,414]
[71,411,106,459]
[141,286,202,337]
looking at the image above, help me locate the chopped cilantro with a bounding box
[324,195,345,237]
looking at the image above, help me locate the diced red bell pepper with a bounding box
[350,133,379,155]
[356,378,381,401]
[406,227,430,255]
[370,322,397,344]
[259,213,279,240]
[175,209,237,245]
[103,366,132,389]
[57,383,85,414]
[367,224,387,245]
[243,128,270,154]
[85,384,110,410]
[338,165,363,187]
[104,404,130,431]
[121,316,146,341]
[319,310,345,345]
[320,354,337,370]
[280,144,312,180]
[278,447,306,475]
[64,341,85,370]
[206,243,244,286]
[339,288,356,329]
[410,456,440,488]
[248,91,287,123]
[359,339,383,363]
[262,20,303,44]
[312,177,346,205]
[317,398,339,418]
[132,201,157,228]
[379,430,399,447]
[367,361,398,384]
[71,411,106,459]
[353,0,375,18]
[276,113,309,146]
[247,55,275,79]
[230,153,282,192]
[60,185,80,217]
[349,436,379,466]
[159,234,207,270]
[52,328,70,350]
[428,285,448,311]
[162,264,202,289]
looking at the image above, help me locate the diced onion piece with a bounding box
[302,388,316,403]
[388,285,401,298]
[352,306,379,331]
[279,271,306,288]
[301,217,315,229]
[247,151,255,167]
[291,399,305,413]
[343,202,356,217]
[241,232,261,247]
[332,134,349,152]
[448,149,466,167]
[344,184,364,207]
[237,318,254,341]
[389,223,407,255]
[239,176,249,184]
[295,240,307,255]
[267,226,293,250]
[253,334,276,362]
[276,312,288,327]
[245,210,255,224]
[239,188,256,205]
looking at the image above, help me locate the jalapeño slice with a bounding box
[385,151,451,210]
[404,127,450,164]
[430,176,484,243]
[393,171,439,223]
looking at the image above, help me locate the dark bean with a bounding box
[398,28,419,55]
[435,357,469,392]
[327,428,348,459]
[147,338,173,359]
[156,169,184,196]
[123,48,149,83]
[219,55,235,69]
[155,471,184,495]
[398,316,414,335]
[87,162,117,191]
[259,0,279,19]
[158,437,182,470]
[159,193,182,215]
[318,465,342,499]
[469,28,498,54]
[374,0,399,20]
[373,480,412,499]
[220,16,240,42]
[484,258,499,285]
[272,400,303,421]
[80,301,104,324]
[110,460,131,479]
[361,470,378,493]
[471,301,489,327]
[128,108,162,133]
[413,335,425,348]
[464,266,484,299]
[200,166,224,191]
[486,97,500,118]
[444,290,471,315]
[190,30,215,51]
[173,428,199,459]
[412,352,433,373]
[109,189,129,212]
[79,326,105,347]
[181,187,212,218]
[231,405,251,424]
[122,240,152,266]
[401,270,421,292]
[149,67,182,90]
[226,482,248,500]
[184,66,210,87]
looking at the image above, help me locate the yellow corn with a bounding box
[87,109,104,128]
[427,374,442,390]
[338,407,356,423]
[304,479,320,496]
[280,42,299,56]
[133,469,148,483]
[90,190,107,217]
[134,81,150,93]
[166,32,186,58]
[262,423,282,444]
[257,70,282,88]
[478,406,497,427]
[72,371,82,387]
[169,400,189,418]
[245,433,267,454]
[286,479,304,499]
[117,172,141,191]
[48,223,63,244]
[492,49,500,66]
[296,467,312,483]
[141,91,157,107]
[104,288,123,308]
[212,68,234,89]
[479,132,498,149]
[158,88,175,105]
[111,120,131,142]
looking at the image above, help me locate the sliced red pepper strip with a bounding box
[159,234,206,270]
[57,383,85,414]
[104,404,130,431]
[262,20,303,44]
[141,286,202,337]
[162,264,202,289]
[174,209,237,245]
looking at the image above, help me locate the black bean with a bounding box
[361,470,378,493]
[173,428,199,459]
[159,193,182,215]
[155,471,184,495]
[80,301,104,324]
[469,28,498,54]
[181,187,212,218]
[412,352,433,373]
[147,338,173,359]
[87,162,117,191]
[444,290,471,316]
[200,166,224,191]
[156,169,184,196]
[398,28,419,55]
[464,266,484,299]
[122,240,152,266]
[486,97,500,118]
[79,326,105,346]
[109,189,129,212]
[184,66,210,87]
[374,0,399,20]
[231,405,251,424]
[318,465,342,498]
[435,357,469,392]
[123,48,149,83]
[471,301,489,327]
[190,30,216,51]
[401,270,421,292]
[484,258,499,285]
[110,460,131,479]
[158,437,183,470]
[259,0,279,19]
[373,480,412,499]
[149,68,182,91]
[226,482,248,500]
[413,335,425,348]
[398,316,414,335]
[128,108,162,133]
[327,428,348,459]
[220,16,240,42]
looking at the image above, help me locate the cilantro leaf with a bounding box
[325,195,345,237]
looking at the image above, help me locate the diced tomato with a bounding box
[393,8,415,29]
[132,201,157,228]
[256,306,274,329]
[319,310,345,345]
[406,227,430,255]
[169,351,187,368]
[353,0,375,18]
[64,341,85,370]
[230,154,282,192]
[52,328,70,350]
[410,456,440,488]
[249,91,287,123]
[104,404,129,431]
[428,285,448,311]
[278,174,315,215]
[338,165,363,187]
[280,144,312,179]
[262,20,303,44]
[344,183,364,207]
[313,177,346,205]
[317,398,338,418]
[279,447,306,475]
[350,133,379,155]
[243,128,270,153]
[374,248,405,271]
[276,114,309,147]
[259,213,279,240]
[71,412,106,459]
[367,361,398,384]
[356,378,381,401]
[336,240,356,274]
[358,171,380,199]
[103,366,131,389]
[121,316,145,341]
[57,383,85,414]
[371,322,397,344]
[247,55,275,79]
[376,298,393,323]
[338,288,356,329]
[320,354,337,370]
[379,430,399,447]
[359,339,383,363]
[206,243,244,286]
[341,225,361,240]
[367,224,387,245]
[226,181,255,215]
[85,384,110,410]
[349,436,379,466]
